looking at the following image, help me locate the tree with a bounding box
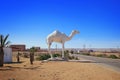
[29,47,37,64]
[0,34,10,67]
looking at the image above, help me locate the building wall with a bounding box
[4,48,12,62]
[10,45,26,51]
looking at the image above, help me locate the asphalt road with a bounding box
[73,54,120,72]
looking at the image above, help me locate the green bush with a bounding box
[53,53,61,57]
[108,55,118,59]
[36,53,62,60]
[68,56,75,60]
[36,54,51,60]
[75,57,79,60]
[68,56,79,60]
[70,50,74,54]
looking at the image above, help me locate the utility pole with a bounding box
[83,44,86,52]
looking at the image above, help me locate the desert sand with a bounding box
[0,57,120,80]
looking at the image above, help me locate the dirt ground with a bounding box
[0,56,120,80]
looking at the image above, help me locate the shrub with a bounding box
[108,55,118,59]
[36,53,63,61]
[53,53,61,57]
[96,54,107,57]
[68,56,79,60]
[68,56,75,60]
[82,53,90,56]
[70,50,74,54]
[36,54,51,60]
[75,57,79,60]
[23,53,29,58]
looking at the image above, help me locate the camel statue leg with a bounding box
[62,43,65,59]
[48,43,53,59]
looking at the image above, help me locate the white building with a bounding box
[3,48,12,63]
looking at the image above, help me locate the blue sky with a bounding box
[0,0,120,49]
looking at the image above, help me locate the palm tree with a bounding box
[29,47,37,64]
[0,34,10,67]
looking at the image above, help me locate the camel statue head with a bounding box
[72,30,80,34]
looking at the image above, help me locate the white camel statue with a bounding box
[46,30,80,59]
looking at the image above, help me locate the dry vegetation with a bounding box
[78,50,120,59]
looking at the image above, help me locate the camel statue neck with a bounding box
[68,32,75,41]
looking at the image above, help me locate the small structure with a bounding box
[3,48,12,63]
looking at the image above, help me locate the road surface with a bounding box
[73,54,120,72]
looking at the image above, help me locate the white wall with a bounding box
[3,48,12,63]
